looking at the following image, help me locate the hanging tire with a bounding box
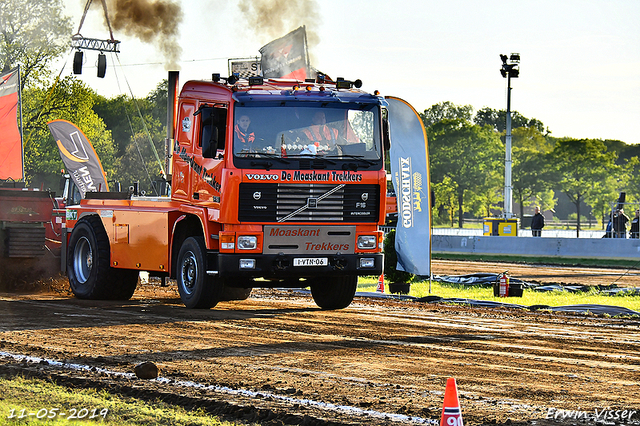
[67,216,114,300]
[176,236,222,309]
[310,275,358,310]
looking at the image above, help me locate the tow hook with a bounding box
[332,256,347,270]
[275,253,290,270]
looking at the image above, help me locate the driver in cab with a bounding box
[300,111,339,153]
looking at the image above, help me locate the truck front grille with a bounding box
[239,183,379,223]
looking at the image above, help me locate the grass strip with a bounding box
[0,375,241,426]
[357,277,640,313]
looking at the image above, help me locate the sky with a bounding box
[61,0,640,144]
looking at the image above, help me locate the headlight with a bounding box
[237,235,258,250]
[357,235,377,249]
[359,258,375,268]
[239,259,256,269]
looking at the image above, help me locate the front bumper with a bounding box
[215,252,383,279]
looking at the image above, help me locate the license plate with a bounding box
[293,257,328,267]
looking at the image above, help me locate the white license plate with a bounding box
[293,257,328,267]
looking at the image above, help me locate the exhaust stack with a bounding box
[165,71,179,181]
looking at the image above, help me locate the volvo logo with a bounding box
[253,191,262,200]
[361,192,369,201]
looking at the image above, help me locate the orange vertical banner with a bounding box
[0,68,23,180]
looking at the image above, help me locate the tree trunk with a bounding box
[576,194,581,238]
[457,191,464,228]
[518,193,525,229]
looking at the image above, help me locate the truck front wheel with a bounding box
[220,286,252,301]
[176,236,222,309]
[310,275,358,310]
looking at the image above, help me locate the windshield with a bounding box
[232,104,382,163]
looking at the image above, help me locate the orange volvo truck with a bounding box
[62,72,389,309]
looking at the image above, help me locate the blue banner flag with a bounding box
[387,97,431,276]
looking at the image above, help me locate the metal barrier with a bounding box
[431,235,640,260]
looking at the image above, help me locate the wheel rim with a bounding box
[180,251,198,295]
[73,236,92,284]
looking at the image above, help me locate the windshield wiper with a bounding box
[286,154,337,165]
[326,154,377,166]
[240,152,291,164]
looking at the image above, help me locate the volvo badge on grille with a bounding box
[361,193,369,201]
[277,184,345,222]
[253,191,262,200]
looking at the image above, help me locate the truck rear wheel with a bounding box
[310,275,358,310]
[67,216,113,299]
[176,236,222,309]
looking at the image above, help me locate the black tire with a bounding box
[220,286,252,302]
[176,236,222,309]
[110,269,140,300]
[310,275,358,310]
[67,216,114,299]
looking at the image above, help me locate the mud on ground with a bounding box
[0,260,639,425]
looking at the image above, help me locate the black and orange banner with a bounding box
[47,120,109,197]
[259,26,309,80]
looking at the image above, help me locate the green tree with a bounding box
[511,127,556,224]
[587,172,628,230]
[94,80,168,193]
[431,176,458,226]
[474,107,547,134]
[22,77,117,188]
[94,79,168,156]
[420,101,473,128]
[93,94,135,156]
[550,139,620,237]
[429,119,503,227]
[0,0,72,87]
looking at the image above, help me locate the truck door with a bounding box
[172,101,196,201]
[191,105,227,205]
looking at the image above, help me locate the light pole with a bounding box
[500,53,520,219]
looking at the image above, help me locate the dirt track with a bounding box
[1,260,639,425]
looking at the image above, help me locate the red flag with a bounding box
[47,120,109,197]
[0,68,23,180]
[259,26,309,80]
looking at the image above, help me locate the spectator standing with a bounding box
[613,208,630,238]
[531,206,545,237]
[630,209,639,238]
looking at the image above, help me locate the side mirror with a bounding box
[202,126,218,158]
[382,116,391,151]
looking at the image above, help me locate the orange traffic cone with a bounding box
[376,274,385,293]
[440,378,463,426]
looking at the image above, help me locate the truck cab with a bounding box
[64,74,388,310]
